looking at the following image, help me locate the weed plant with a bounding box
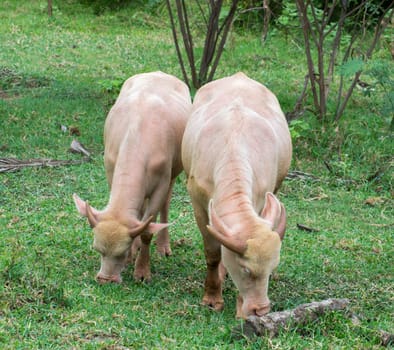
[0,2,393,349]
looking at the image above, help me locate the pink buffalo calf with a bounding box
[74,71,191,283]
[182,72,292,318]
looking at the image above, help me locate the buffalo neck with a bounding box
[212,154,257,232]
[107,138,148,221]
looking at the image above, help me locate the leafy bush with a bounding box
[364,60,394,129]
[289,119,312,140]
[75,0,130,15]
[66,0,164,16]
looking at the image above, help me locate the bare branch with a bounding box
[0,157,90,173]
[199,1,221,84]
[335,33,358,118]
[325,3,348,100]
[286,74,309,121]
[194,0,208,27]
[296,0,320,116]
[295,0,392,122]
[166,0,190,88]
[306,0,322,48]
[167,0,239,89]
[175,0,198,87]
[232,298,350,339]
[262,0,271,43]
[207,0,239,82]
[181,0,198,87]
[365,3,393,59]
[48,0,52,17]
[324,0,338,25]
[297,223,320,232]
[335,3,393,121]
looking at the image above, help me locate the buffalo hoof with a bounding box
[156,244,172,257]
[202,295,224,311]
[133,269,152,283]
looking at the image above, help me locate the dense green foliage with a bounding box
[0,1,393,349]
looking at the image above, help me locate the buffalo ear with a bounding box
[207,199,247,255]
[73,193,100,228]
[73,193,88,216]
[85,201,99,228]
[275,203,286,240]
[128,216,154,238]
[148,222,171,234]
[260,192,286,240]
[128,218,170,239]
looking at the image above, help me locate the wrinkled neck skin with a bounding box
[107,170,145,224]
[212,152,261,234]
[105,131,152,225]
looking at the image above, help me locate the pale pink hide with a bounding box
[74,71,191,283]
[181,72,292,318]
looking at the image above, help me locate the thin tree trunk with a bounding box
[166,0,239,89]
[261,0,271,43]
[296,0,320,118]
[48,0,52,17]
[175,0,198,88]
[207,0,239,82]
[166,0,190,88]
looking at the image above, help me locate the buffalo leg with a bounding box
[191,200,224,311]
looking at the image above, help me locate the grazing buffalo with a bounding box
[74,71,191,283]
[182,72,292,318]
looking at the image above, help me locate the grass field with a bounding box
[0,1,393,349]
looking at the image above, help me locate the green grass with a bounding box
[1,2,393,349]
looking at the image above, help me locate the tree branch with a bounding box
[232,298,350,339]
[296,0,320,117]
[165,0,190,88]
[335,2,393,121]
[207,0,239,82]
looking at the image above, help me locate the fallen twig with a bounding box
[0,157,89,173]
[324,160,333,173]
[380,330,394,347]
[0,140,91,173]
[286,170,319,181]
[297,223,320,232]
[232,298,350,339]
[369,222,394,228]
